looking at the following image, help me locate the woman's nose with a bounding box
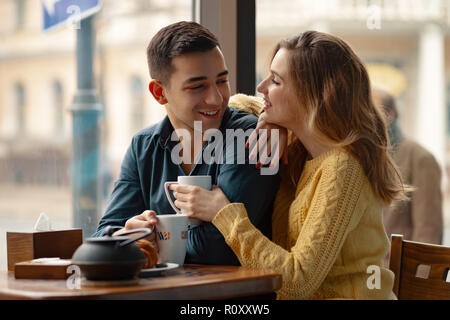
[256,79,267,94]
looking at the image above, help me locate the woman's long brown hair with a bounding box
[276,31,406,204]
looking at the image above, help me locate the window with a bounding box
[14,83,26,135]
[0,0,193,271]
[16,0,25,30]
[53,80,64,136]
[130,75,145,134]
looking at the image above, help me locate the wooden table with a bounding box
[0,264,282,300]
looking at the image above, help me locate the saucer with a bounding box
[139,263,180,277]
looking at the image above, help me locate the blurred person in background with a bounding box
[373,88,443,246]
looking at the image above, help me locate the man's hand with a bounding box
[113,210,159,267]
[124,210,158,231]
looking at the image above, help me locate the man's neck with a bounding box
[165,107,227,173]
[175,132,203,175]
[167,122,205,174]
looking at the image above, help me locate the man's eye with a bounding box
[217,79,228,84]
[189,85,204,90]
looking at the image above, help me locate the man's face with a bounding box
[163,47,230,133]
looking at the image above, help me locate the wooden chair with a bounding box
[388,234,450,299]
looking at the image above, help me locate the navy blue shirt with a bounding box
[93,107,280,265]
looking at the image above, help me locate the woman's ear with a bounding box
[149,80,168,105]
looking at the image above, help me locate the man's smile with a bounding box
[198,109,220,118]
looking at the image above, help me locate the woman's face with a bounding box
[257,48,302,131]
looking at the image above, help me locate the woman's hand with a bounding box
[169,185,230,222]
[246,111,288,169]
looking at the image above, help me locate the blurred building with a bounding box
[1,0,450,190]
[256,0,450,182]
[0,0,190,187]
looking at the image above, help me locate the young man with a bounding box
[93,21,280,265]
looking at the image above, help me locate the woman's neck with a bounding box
[292,126,332,159]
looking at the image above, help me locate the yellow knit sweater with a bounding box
[212,148,396,300]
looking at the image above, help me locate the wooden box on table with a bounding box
[7,229,82,272]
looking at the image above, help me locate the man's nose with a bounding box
[204,84,223,106]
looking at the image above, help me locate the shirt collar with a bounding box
[155,115,174,149]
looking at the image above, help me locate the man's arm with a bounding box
[92,139,146,237]
[185,119,280,265]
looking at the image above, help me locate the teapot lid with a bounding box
[85,226,129,243]
[86,226,152,246]
[85,235,129,243]
[72,226,152,264]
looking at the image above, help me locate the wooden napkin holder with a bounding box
[7,229,83,271]
[14,259,73,279]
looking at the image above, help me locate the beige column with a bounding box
[416,22,446,174]
[194,0,238,94]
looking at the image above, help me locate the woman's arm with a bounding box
[212,156,367,299]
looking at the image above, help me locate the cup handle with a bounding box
[164,182,182,214]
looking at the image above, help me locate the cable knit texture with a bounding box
[213,148,396,300]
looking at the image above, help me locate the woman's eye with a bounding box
[271,79,280,85]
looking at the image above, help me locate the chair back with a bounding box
[388,234,450,299]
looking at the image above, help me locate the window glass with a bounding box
[256,0,450,246]
[16,0,25,30]
[14,83,26,134]
[0,0,191,270]
[130,75,145,135]
[53,80,64,136]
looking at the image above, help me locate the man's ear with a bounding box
[149,80,168,105]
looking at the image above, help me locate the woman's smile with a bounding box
[263,97,273,111]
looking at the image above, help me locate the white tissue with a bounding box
[33,212,52,231]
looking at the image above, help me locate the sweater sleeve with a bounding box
[228,94,264,116]
[212,155,367,299]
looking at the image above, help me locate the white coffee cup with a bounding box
[164,175,212,225]
[155,214,189,265]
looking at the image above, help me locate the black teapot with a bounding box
[71,226,152,281]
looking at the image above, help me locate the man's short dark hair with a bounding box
[146,21,220,85]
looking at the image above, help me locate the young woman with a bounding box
[168,31,405,299]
